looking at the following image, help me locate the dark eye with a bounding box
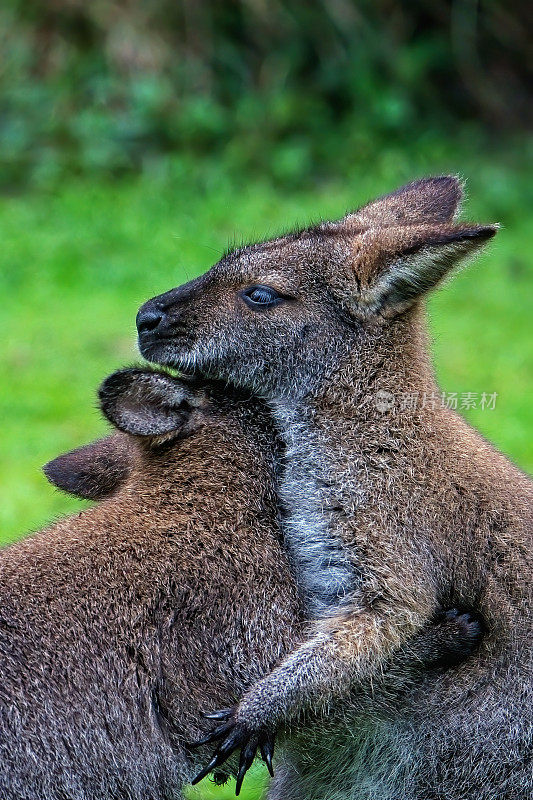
[241,285,283,309]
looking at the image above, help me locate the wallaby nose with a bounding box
[136,306,165,334]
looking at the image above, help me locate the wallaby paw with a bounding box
[443,608,482,646]
[434,608,483,665]
[189,707,275,795]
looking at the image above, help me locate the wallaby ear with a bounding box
[346,176,463,228]
[357,222,498,316]
[99,368,207,439]
[43,434,132,500]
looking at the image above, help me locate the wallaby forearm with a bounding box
[235,604,429,731]
[189,601,431,790]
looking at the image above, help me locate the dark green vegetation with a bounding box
[1,0,530,189]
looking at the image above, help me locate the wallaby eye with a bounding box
[241,285,283,310]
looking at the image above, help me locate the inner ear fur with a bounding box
[355,222,498,316]
[43,434,132,500]
[99,367,207,439]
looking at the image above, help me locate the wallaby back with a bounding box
[0,370,302,799]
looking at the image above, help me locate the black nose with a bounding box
[136,306,165,334]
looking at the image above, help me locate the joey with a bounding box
[0,370,300,798]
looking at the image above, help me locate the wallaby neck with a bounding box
[271,306,438,617]
[275,306,437,470]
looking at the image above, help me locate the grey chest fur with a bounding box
[274,406,359,617]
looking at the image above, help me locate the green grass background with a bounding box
[0,142,531,798]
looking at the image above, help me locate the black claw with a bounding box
[260,737,275,777]
[218,730,245,759]
[235,737,258,795]
[190,727,247,786]
[191,768,209,786]
[235,768,246,796]
[191,707,275,793]
[187,721,234,748]
[192,753,222,785]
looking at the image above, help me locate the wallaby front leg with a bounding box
[190,606,426,793]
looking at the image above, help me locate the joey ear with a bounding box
[358,223,498,316]
[346,176,463,228]
[43,434,132,500]
[99,368,206,439]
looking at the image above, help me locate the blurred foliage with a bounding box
[1,0,531,188]
[1,147,532,541]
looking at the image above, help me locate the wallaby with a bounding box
[4,368,479,799]
[137,176,532,799]
[0,368,302,798]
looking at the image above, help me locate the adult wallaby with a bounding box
[2,367,479,799]
[137,176,532,799]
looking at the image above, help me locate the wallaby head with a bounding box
[44,369,212,499]
[137,176,497,402]
[45,369,233,499]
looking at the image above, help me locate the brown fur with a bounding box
[43,433,133,500]
[2,366,481,799]
[0,370,301,798]
[137,176,532,798]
